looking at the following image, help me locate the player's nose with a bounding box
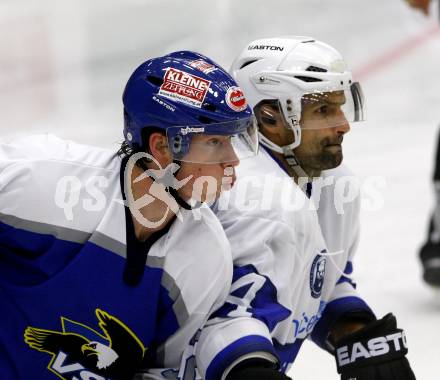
[331,109,350,134]
[334,115,350,134]
[222,140,240,167]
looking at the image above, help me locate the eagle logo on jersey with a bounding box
[310,251,327,298]
[24,308,146,380]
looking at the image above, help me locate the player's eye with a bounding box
[315,105,328,115]
[206,138,221,147]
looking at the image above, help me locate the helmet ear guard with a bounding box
[171,135,183,155]
[261,116,277,126]
[255,101,278,126]
[253,98,302,155]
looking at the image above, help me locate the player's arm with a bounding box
[311,191,375,351]
[310,257,376,350]
[195,265,291,380]
[194,215,294,380]
[311,195,416,379]
[323,266,416,378]
[312,269,416,380]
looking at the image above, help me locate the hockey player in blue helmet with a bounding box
[123,51,257,208]
[120,50,257,280]
[0,51,258,380]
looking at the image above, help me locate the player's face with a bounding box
[176,134,239,204]
[294,91,350,172]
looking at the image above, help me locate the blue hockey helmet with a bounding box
[122,51,258,164]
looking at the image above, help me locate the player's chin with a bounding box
[321,150,343,169]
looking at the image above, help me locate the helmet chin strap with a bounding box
[281,146,310,181]
[258,131,310,182]
[168,186,194,210]
[137,157,194,211]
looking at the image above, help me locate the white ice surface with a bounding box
[1,1,439,379]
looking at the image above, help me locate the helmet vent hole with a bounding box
[202,103,217,112]
[305,66,327,73]
[294,76,322,83]
[146,75,164,86]
[239,59,259,69]
[197,116,214,124]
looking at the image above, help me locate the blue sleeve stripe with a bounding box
[205,335,278,380]
[311,296,374,351]
[0,214,89,244]
[343,261,353,275]
[273,337,305,372]
[336,275,356,287]
[336,261,355,286]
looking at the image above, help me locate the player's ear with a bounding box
[149,133,172,164]
[256,104,282,138]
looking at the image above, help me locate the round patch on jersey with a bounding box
[225,86,247,112]
[310,254,327,299]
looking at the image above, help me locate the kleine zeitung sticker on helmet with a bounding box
[159,68,211,108]
[226,86,247,112]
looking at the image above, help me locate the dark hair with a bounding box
[117,127,166,167]
[117,127,165,170]
[117,140,135,159]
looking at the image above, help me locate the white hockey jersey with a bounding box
[0,135,232,380]
[191,148,373,380]
[310,164,371,347]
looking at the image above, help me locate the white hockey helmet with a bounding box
[230,36,365,155]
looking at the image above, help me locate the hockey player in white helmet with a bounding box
[188,37,416,380]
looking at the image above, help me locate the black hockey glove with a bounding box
[334,313,416,380]
[225,359,292,380]
[226,367,292,380]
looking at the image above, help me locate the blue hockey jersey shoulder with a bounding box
[0,135,233,380]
